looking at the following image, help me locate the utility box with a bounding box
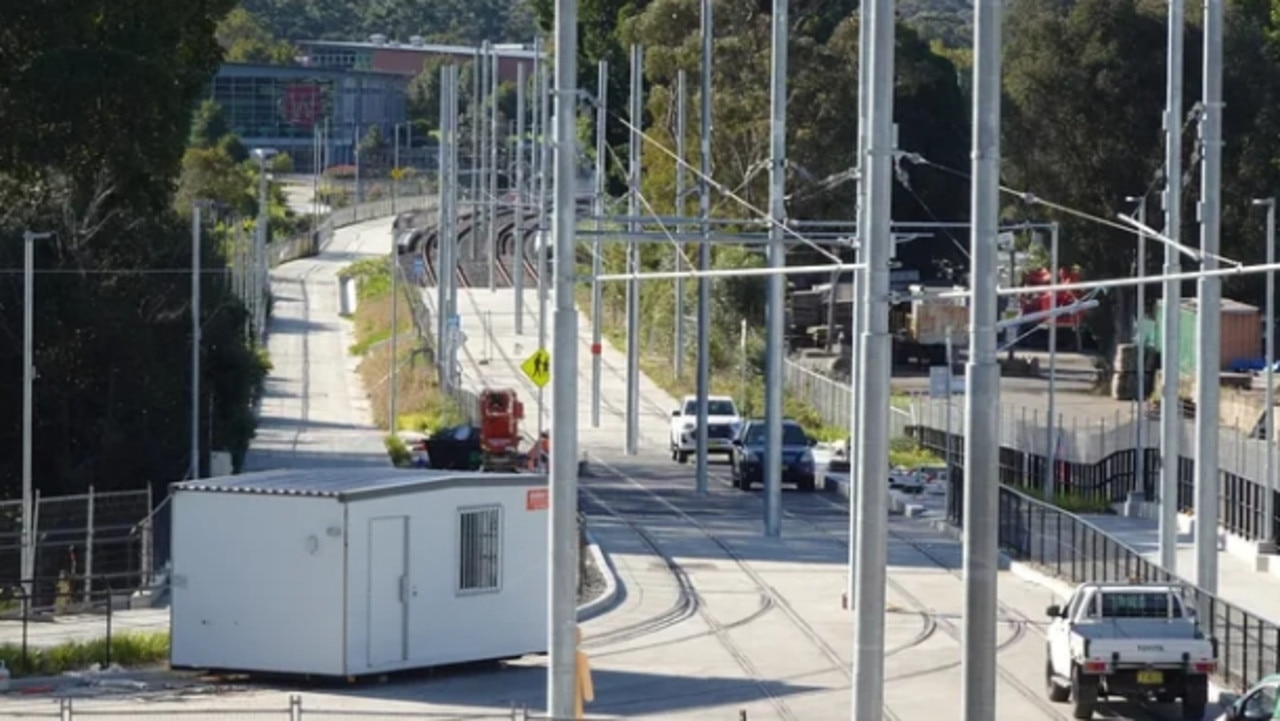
[338,275,358,316]
[168,468,549,677]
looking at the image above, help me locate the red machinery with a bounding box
[478,388,525,472]
[1020,266,1087,326]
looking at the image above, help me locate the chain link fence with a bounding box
[781,360,911,438]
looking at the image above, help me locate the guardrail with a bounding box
[941,474,1280,692]
[266,197,436,269]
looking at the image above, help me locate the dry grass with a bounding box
[351,288,464,435]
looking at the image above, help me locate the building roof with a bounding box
[172,468,545,501]
[216,62,406,81]
[299,38,544,61]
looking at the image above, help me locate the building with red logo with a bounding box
[209,63,409,172]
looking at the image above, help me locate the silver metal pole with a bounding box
[437,65,452,382]
[625,44,643,456]
[848,0,873,610]
[393,123,400,215]
[390,246,399,430]
[592,61,608,429]
[1134,200,1147,500]
[22,230,49,596]
[695,0,713,496]
[962,0,1002,715]
[675,70,688,380]
[256,156,269,340]
[489,48,501,291]
[471,48,482,261]
[191,206,202,481]
[448,66,462,389]
[1194,0,1223,596]
[1256,197,1277,549]
[515,63,527,334]
[1044,223,1059,501]
[762,0,788,538]
[851,0,894,715]
[1159,0,1186,572]
[547,0,581,715]
[537,54,551,438]
[945,326,954,499]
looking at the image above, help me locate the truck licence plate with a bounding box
[1136,670,1163,685]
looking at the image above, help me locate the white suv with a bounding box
[669,395,742,463]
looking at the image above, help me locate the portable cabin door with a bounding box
[367,516,409,667]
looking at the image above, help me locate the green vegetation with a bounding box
[343,260,466,452]
[0,632,170,677]
[238,0,536,48]
[888,438,942,469]
[1049,492,1116,515]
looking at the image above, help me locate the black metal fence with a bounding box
[910,425,1280,543]
[941,459,1280,692]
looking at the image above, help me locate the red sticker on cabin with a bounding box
[526,488,549,511]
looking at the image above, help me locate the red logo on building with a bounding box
[279,83,325,128]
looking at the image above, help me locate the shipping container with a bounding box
[169,468,549,678]
[1150,298,1262,376]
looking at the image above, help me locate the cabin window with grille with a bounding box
[457,506,502,593]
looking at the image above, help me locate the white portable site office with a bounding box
[168,468,550,677]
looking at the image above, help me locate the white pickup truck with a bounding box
[1044,581,1217,720]
[669,395,742,463]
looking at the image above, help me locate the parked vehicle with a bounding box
[1044,581,1216,720]
[888,466,925,494]
[669,395,742,463]
[1224,673,1280,720]
[730,419,817,491]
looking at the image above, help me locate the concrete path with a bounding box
[244,216,397,472]
[425,287,680,453]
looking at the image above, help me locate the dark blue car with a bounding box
[730,419,817,492]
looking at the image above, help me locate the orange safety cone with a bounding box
[574,627,594,719]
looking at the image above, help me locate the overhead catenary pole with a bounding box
[762,0,789,538]
[850,0,894,716]
[437,65,453,383]
[447,66,463,389]
[695,0,714,495]
[191,205,203,482]
[537,50,552,438]
[489,47,501,291]
[848,0,873,611]
[390,243,399,430]
[962,0,1003,716]
[471,47,483,261]
[1044,222,1059,501]
[625,44,644,456]
[1194,0,1223,596]
[392,123,400,214]
[1131,198,1147,502]
[22,230,52,596]
[1159,0,1186,571]
[592,60,609,428]
[674,69,688,379]
[514,63,527,335]
[546,0,581,713]
[1256,197,1278,550]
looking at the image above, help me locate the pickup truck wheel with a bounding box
[1181,676,1208,720]
[1045,660,1070,703]
[1071,668,1098,719]
[676,450,689,464]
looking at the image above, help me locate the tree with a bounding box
[190,99,231,149]
[217,6,297,64]
[238,0,535,45]
[407,57,449,131]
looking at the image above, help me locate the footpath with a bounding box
[425,287,679,452]
[244,216,396,471]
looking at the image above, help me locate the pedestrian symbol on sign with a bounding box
[521,348,551,388]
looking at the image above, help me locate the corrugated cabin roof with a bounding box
[171,468,544,501]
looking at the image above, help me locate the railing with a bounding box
[944,475,1280,692]
[781,360,910,437]
[267,197,436,269]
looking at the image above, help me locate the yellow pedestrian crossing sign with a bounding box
[522,348,551,388]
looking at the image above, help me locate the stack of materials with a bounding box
[1111,343,1139,400]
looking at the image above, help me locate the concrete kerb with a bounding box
[822,470,927,517]
[576,531,622,623]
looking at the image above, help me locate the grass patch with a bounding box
[1048,492,1115,514]
[0,631,169,677]
[343,259,467,454]
[888,437,942,468]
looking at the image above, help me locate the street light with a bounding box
[1124,194,1149,503]
[22,229,54,598]
[1252,196,1277,551]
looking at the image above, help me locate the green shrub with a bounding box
[0,631,169,677]
[888,437,941,468]
[384,434,411,467]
